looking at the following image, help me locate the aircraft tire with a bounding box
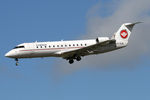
[69,59,74,64]
[16,62,18,66]
[76,56,81,61]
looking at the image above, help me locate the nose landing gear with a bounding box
[15,58,19,66]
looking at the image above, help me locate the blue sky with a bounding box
[0,0,150,100]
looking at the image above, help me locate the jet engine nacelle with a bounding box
[96,37,109,43]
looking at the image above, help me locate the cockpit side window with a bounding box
[13,46,25,49]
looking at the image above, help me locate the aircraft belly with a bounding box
[32,50,60,57]
[18,49,60,58]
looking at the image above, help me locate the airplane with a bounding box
[5,22,141,66]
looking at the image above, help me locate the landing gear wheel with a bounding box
[16,62,19,66]
[69,59,74,64]
[15,58,19,66]
[76,56,81,61]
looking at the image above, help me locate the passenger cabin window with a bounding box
[13,46,25,49]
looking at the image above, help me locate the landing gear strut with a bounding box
[15,58,19,66]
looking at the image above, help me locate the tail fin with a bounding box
[112,22,141,43]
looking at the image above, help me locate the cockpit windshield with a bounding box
[13,46,25,49]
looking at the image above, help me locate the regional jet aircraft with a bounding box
[5,22,140,66]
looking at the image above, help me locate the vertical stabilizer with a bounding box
[112,22,141,44]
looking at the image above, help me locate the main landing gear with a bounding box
[68,56,82,64]
[76,56,81,61]
[69,59,74,64]
[15,58,19,66]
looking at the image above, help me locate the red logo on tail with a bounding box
[120,30,128,39]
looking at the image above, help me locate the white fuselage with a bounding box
[5,37,124,59]
[5,22,139,65]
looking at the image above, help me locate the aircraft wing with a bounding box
[61,39,116,59]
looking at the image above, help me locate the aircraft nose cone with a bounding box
[5,50,16,58]
[5,52,11,57]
